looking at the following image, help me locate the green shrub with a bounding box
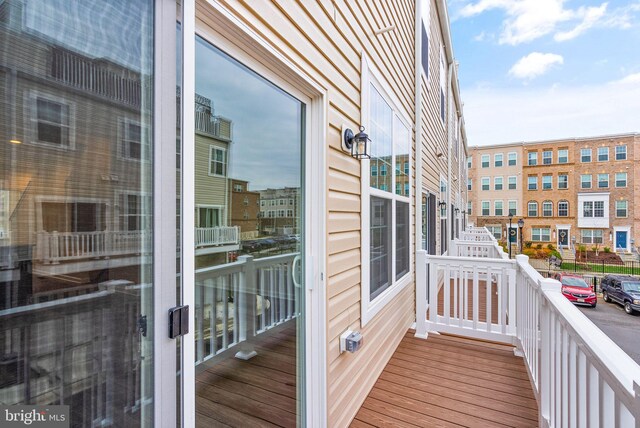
[535,244,543,250]
[550,250,562,260]
[525,241,532,248]
[603,247,611,253]
[547,244,555,251]
[578,245,586,253]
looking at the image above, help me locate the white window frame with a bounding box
[558,149,568,163]
[508,176,517,190]
[616,145,627,160]
[532,227,551,242]
[27,90,76,150]
[615,172,627,188]
[508,152,517,166]
[481,177,490,191]
[542,175,552,190]
[597,173,609,188]
[360,54,412,326]
[597,147,609,162]
[616,200,628,218]
[494,176,503,191]
[481,200,490,216]
[542,150,552,165]
[581,174,592,189]
[528,176,537,190]
[581,148,592,162]
[508,200,517,216]
[481,154,490,168]
[118,117,151,161]
[558,174,568,189]
[528,201,538,217]
[494,200,503,216]
[558,201,569,217]
[528,152,537,166]
[542,201,553,217]
[494,153,503,167]
[208,145,227,177]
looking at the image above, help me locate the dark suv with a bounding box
[601,275,640,315]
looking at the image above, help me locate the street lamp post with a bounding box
[508,213,513,259]
[518,218,524,254]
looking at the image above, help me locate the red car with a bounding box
[553,273,597,307]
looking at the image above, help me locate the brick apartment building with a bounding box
[469,133,639,253]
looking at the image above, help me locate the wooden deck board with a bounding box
[195,322,298,427]
[351,330,538,427]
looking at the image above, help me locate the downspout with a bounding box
[414,0,423,253]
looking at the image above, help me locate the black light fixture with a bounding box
[517,218,524,254]
[438,201,447,209]
[454,207,460,215]
[343,125,371,159]
[508,213,514,259]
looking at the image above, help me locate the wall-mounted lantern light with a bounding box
[343,125,371,159]
[454,207,460,215]
[438,201,447,209]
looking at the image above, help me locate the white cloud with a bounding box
[463,79,640,146]
[509,52,564,80]
[554,3,608,41]
[455,0,635,45]
[610,72,640,84]
[473,31,487,41]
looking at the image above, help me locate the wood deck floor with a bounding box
[195,323,298,427]
[351,330,539,427]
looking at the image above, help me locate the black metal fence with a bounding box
[556,258,640,276]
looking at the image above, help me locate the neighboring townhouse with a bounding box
[574,134,637,252]
[0,1,469,427]
[468,143,523,243]
[468,133,639,253]
[522,140,576,249]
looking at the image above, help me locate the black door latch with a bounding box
[168,305,189,339]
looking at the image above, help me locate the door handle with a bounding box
[292,254,301,288]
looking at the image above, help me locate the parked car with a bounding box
[601,275,640,315]
[553,273,597,307]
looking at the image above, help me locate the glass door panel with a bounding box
[0,1,155,426]
[192,36,305,426]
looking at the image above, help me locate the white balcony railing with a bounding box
[36,230,151,264]
[416,229,640,427]
[195,226,239,247]
[194,253,299,364]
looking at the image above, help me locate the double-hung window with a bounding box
[615,172,627,188]
[508,176,517,190]
[32,93,74,149]
[583,201,594,217]
[494,200,503,216]
[508,152,517,166]
[209,146,227,176]
[467,201,472,215]
[542,150,552,165]
[481,177,490,190]
[557,174,568,189]
[581,174,592,189]
[582,229,603,244]
[487,226,502,240]
[119,119,150,161]
[363,78,411,324]
[594,201,604,218]
[481,154,490,168]
[558,201,568,217]
[558,149,568,163]
[542,201,553,217]
[616,145,627,160]
[494,177,503,190]
[467,156,472,168]
[616,200,628,217]
[597,173,608,188]
[494,153,503,167]
[528,152,537,166]
[467,178,472,191]
[481,201,490,216]
[542,175,552,190]
[581,148,592,162]
[508,200,517,216]
[597,147,609,162]
[528,201,538,217]
[528,176,537,190]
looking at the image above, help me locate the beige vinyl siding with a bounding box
[197,0,416,425]
[194,135,228,209]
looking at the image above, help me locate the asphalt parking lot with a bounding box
[578,297,640,364]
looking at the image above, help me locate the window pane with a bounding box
[396,201,410,280]
[369,85,393,192]
[371,197,392,298]
[394,118,410,196]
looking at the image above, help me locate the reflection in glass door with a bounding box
[0,1,155,426]
[192,36,305,426]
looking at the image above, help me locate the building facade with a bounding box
[468,133,639,253]
[0,0,469,427]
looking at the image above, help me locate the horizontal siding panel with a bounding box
[328,168,361,195]
[327,248,360,277]
[328,190,360,213]
[328,230,361,254]
[328,211,360,234]
[327,266,361,299]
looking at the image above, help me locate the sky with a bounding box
[447,0,640,146]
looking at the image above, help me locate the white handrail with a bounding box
[416,240,640,427]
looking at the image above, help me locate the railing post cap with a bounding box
[515,254,529,262]
[237,254,254,262]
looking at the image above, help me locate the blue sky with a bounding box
[447,0,640,146]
